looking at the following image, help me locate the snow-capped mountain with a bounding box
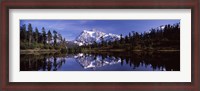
[74,29,120,46]
[146,23,180,34]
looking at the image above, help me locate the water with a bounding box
[20,52,180,71]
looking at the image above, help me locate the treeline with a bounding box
[20,23,67,53]
[81,23,180,51]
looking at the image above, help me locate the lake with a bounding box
[20,51,180,71]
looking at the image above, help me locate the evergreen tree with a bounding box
[28,23,33,46]
[20,24,27,42]
[120,34,123,44]
[125,35,129,43]
[47,30,52,44]
[58,33,62,45]
[53,30,57,47]
[63,38,66,47]
[34,27,39,43]
[42,27,47,45]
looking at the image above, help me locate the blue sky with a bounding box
[20,20,180,41]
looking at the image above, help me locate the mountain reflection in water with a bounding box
[20,52,180,71]
[74,53,121,69]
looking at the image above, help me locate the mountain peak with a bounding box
[74,29,120,46]
[83,30,88,32]
[83,29,97,32]
[91,28,97,32]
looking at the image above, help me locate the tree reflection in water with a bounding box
[20,51,180,71]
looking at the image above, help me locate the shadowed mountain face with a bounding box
[20,51,180,71]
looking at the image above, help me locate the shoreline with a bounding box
[20,49,180,54]
[82,49,180,52]
[20,49,59,54]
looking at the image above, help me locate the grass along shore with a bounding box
[21,47,180,54]
[20,48,60,54]
[79,48,180,53]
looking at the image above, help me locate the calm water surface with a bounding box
[20,52,180,71]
